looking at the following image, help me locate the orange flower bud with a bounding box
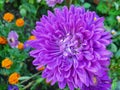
[28,35,36,40]
[16,18,24,27]
[8,72,20,84]
[17,42,24,50]
[3,12,14,22]
[0,36,7,45]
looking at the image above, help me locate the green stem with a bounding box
[20,71,41,84]
[23,81,35,89]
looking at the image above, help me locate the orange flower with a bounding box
[3,12,14,22]
[16,18,24,27]
[28,35,36,40]
[17,42,24,50]
[0,36,7,45]
[37,66,45,71]
[1,58,13,69]
[8,72,20,84]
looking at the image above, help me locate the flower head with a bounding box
[2,58,13,69]
[3,12,14,22]
[28,5,112,90]
[16,18,24,27]
[7,31,19,48]
[17,42,24,50]
[0,36,7,45]
[45,0,64,7]
[8,84,19,90]
[8,72,20,85]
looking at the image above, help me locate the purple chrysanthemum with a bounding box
[45,0,64,7]
[7,31,19,48]
[28,5,112,90]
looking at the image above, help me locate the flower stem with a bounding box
[23,81,35,89]
[20,71,41,84]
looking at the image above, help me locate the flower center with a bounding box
[9,38,14,43]
[59,34,81,58]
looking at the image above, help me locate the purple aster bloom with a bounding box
[82,72,111,90]
[46,0,64,7]
[7,31,19,48]
[28,5,112,90]
[8,84,19,90]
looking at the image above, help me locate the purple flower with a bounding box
[28,5,112,90]
[8,84,19,90]
[82,72,111,90]
[46,0,64,7]
[7,31,19,48]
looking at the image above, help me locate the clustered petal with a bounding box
[45,0,64,7]
[28,5,112,90]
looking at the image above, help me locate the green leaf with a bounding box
[29,0,34,4]
[83,3,91,8]
[20,8,27,17]
[105,16,117,27]
[109,8,120,16]
[0,0,4,11]
[97,2,109,14]
[110,43,117,53]
[19,3,37,16]
[36,78,44,83]
[64,87,69,90]
[114,2,119,10]
[0,84,7,90]
[115,49,120,58]
[112,78,117,90]
[116,81,120,90]
[19,76,31,80]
